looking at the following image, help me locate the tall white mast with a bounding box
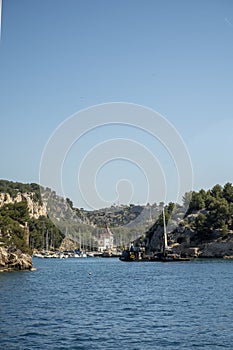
[46,229,49,252]
[163,207,168,252]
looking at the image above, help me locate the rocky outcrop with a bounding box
[199,240,233,258]
[147,228,233,258]
[146,226,164,253]
[172,244,200,258]
[59,237,78,251]
[0,192,47,219]
[172,239,233,258]
[144,207,233,258]
[0,246,32,272]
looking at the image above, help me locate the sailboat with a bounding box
[119,207,191,262]
[44,230,52,258]
[153,207,191,262]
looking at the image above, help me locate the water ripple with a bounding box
[1,258,233,349]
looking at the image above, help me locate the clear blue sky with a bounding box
[0,0,233,209]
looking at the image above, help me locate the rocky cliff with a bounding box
[0,245,32,271]
[0,184,46,271]
[2,179,233,262]
[0,192,47,219]
[144,207,233,258]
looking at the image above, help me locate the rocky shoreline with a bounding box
[146,229,233,259]
[0,246,33,272]
[171,239,233,258]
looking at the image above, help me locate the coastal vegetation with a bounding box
[0,180,159,251]
[183,182,233,239]
[0,201,31,254]
[1,179,233,264]
[0,201,64,254]
[0,180,65,264]
[0,180,42,204]
[28,216,64,250]
[145,183,233,242]
[143,183,233,258]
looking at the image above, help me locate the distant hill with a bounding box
[0,180,159,253]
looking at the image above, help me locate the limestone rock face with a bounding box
[146,226,163,253]
[172,244,200,258]
[0,246,32,271]
[145,209,233,258]
[199,240,233,258]
[0,192,47,219]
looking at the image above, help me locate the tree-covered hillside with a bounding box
[0,202,31,254]
[183,182,233,239]
[0,201,64,253]
[0,180,42,203]
[144,183,233,256]
[2,179,233,255]
[0,180,64,252]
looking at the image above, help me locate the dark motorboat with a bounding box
[119,249,190,262]
[119,249,140,261]
[152,251,191,262]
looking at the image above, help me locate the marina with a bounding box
[33,250,122,259]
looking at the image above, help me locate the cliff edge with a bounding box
[0,246,32,272]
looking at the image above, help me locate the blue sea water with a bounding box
[0,258,233,349]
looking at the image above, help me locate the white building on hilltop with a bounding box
[97,226,114,252]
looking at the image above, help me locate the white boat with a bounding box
[33,253,44,258]
[80,251,87,258]
[87,252,95,257]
